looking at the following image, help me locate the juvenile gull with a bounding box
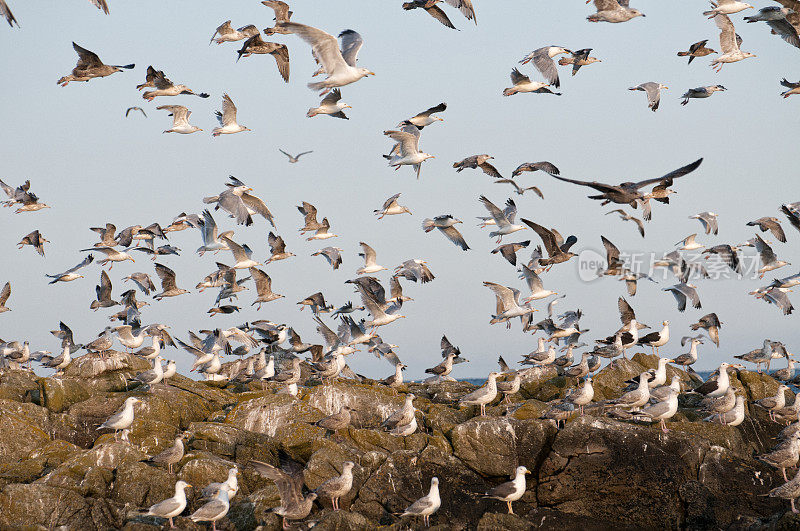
[503,68,560,96]
[315,461,355,511]
[492,241,530,266]
[400,477,441,527]
[210,21,259,44]
[236,35,290,82]
[483,466,530,514]
[766,468,800,514]
[519,46,570,88]
[250,454,317,528]
[266,232,294,262]
[262,0,292,35]
[306,88,350,119]
[780,79,800,98]
[754,234,791,277]
[382,393,416,430]
[402,1,458,30]
[521,219,577,269]
[157,105,202,134]
[711,14,756,72]
[565,377,594,414]
[680,85,726,105]
[677,40,718,63]
[586,0,645,23]
[755,385,790,421]
[628,82,668,112]
[278,23,374,93]
[144,480,191,529]
[312,247,343,270]
[558,48,601,76]
[1,0,17,27]
[606,209,645,237]
[690,211,719,235]
[663,283,701,312]
[315,405,352,437]
[57,42,134,87]
[690,313,722,347]
[153,263,190,300]
[758,433,800,481]
[212,94,250,136]
[139,66,210,101]
[608,372,650,410]
[512,161,560,177]
[145,435,185,474]
[18,230,48,257]
[494,179,543,197]
[747,217,787,243]
[745,6,800,48]
[454,154,503,178]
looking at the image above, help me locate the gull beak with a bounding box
[667,359,675,363]
[368,71,376,76]
[436,117,444,122]
[525,470,531,474]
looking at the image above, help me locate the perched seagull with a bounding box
[511,161,560,177]
[710,15,756,72]
[404,102,446,129]
[586,0,645,23]
[157,105,202,134]
[479,195,527,242]
[57,42,134,86]
[677,40,718,64]
[189,489,230,531]
[744,7,800,49]
[747,217,787,243]
[422,215,469,250]
[690,211,719,235]
[279,149,312,163]
[139,66,209,101]
[453,154,503,178]
[503,68,560,96]
[519,46,570,88]
[606,209,645,237]
[212,94,250,136]
[97,397,140,439]
[628,82,668,112]
[125,107,147,118]
[384,124,434,179]
[210,20,259,44]
[18,230,48,256]
[483,466,530,514]
[314,461,355,511]
[46,255,94,284]
[306,88,350,119]
[236,34,290,82]
[402,1,458,30]
[279,23,374,94]
[703,0,754,18]
[558,48,601,76]
[680,85,727,105]
[312,247,343,270]
[375,193,411,218]
[400,477,441,527]
[144,480,191,529]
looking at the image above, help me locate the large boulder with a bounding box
[0,369,40,402]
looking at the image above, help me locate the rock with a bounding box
[0,399,51,462]
[0,369,40,402]
[310,509,374,530]
[0,483,95,528]
[524,507,641,530]
[590,357,645,399]
[110,461,174,507]
[477,512,535,530]
[225,394,322,436]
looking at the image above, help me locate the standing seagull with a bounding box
[57,42,134,86]
[483,466,530,514]
[586,0,645,23]
[711,14,756,72]
[279,149,313,163]
[400,477,441,527]
[144,481,191,529]
[503,68,561,96]
[157,105,202,134]
[212,94,250,136]
[97,397,140,439]
[628,82,668,112]
[519,46,570,88]
[278,23,374,93]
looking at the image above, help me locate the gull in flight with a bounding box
[212,94,250,136]
[628,82,668,112]
[519,46,571,88]
[512,161,560,177]
[374,193,411,218]
[402,1,458,30]
[711,14,756,72]
[503,68,560,96]
[46,255,94,284]
[422,215,469,250]
[157,105,202,134]
[403,102,447,129]
[236,35,290,82]
[680,85,726,105]
[306,89,351,119]
[210,20,259,44]
[677,40,717,64]
[278,23,374,94]
[138,66,210,101]
[279,149,313,163]
[384,123,435,179]
[454,154,503,178]
[125,107,146,118]
[704,0,753,18]
[479,195,526,242]
[57,42,134,86]
[606,209,645,237]
[558,48,602,76]
[586,0,645,23]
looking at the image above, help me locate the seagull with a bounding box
[153,263,189,300]
[204,176,275,227]
[680,85,726,105]
[46,255,94,284]
[521,219,577,269]
[690,211,719,235]
[502,68,560,96]
[606,209,645,237]
[157,105,202,134]
[744,7,800,49]
[492,240,529,266]
[306,218,337,241]
[250,267,283,309]
[144,480,191,529]
[483,466,530,514]
[754,234,791,277]
[480,195,527,242]
[375,193,411,218]
[17,230,48,256]
[279,149,312,163]
[357,242,387,274]
[312,247,343,270]
[297,292,333,314]
[402,1,458,30]
[236,35,290,82]
[754,286,794,315]
[558,48,602,76]
[703,245,741,274]
[306,88,350,119]
[453,154,503,178]
[249,454,317,529]
[400,477,441,527]
[125,107,147,118]
[676,233,704,251]
[519,46,570,88]
[404,102,447,129]
[80,246,134,267]
[711,14,756,72]
[209,20,259,44]
[1,0,17,27]
[704,0,754,18]
[97,397,140,439]
[693,362,731,397]
[139,66,210,101]
[494,179,543,197]
[220,236,261,269]
[262,0,293,35]
[484,282,536,327]
[747,217,787,243]
[266,232,294,263]
[628,82,668,112]
[519,264,556,302]
[637,321,670,354]
[90,270,118,310]
[279,23,374,94]
[422,215,469,250]
[677,40,718,63]
[189,489,230,531]
[315,461,355,511]
[780,78,800,98]
[511,161,560,177]
[212,94,250,136]
[384,124,434,179]
[57,42,134,87]
[0,282,10,313]
[639,388,679,433]
[586,0,645,23]
[394,259,435,283]
[663,283,702,312]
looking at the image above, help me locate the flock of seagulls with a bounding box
[2,0,800,527]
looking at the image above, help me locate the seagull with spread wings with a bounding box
[212,94,250,136]
[384,124,435,178]
[57,42,134,86]
[422,215,469,250]
[157,105,202,134]
[279,149,313,163]
[236,35,290,82]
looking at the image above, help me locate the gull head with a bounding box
[357,67,375,78]
[630,9,645,18]
[659,84,669,90]
[743,52,756,59]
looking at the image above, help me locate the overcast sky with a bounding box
[1,1,798,381]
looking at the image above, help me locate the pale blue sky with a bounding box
[1,1,798,380]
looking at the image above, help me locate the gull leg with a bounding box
[507,500,513,514]
[792,498,798,514]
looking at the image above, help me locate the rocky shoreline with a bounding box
[1,350,799,530]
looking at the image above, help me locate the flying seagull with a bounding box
[454,155,503,178]
[279,149,313,163]
[422,215,469,250]
[680,85,726,105]
[677,40,717,63]
[138,66,210,101]
[628,82,668,112]
[212,94,250,136]
[586,0,645,23]
[57,42,134,86]
[402,1,458,30]
[236,34,290,82]
[503,68,561,96]
[157,105,202,134]
[210,20,259,44]
[519,46,570,88]
[710,14,756,72]
[125,107,147,118]
[306,88,350,119]
[47,255,94,284]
